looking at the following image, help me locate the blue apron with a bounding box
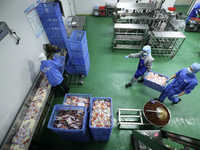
[134,57,147,78]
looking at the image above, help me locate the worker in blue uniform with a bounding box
[186,3,200,23]
[154,63,200,104]
[38,52,70,95]
[125,45,155,88]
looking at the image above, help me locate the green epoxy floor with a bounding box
[36,16,200,150]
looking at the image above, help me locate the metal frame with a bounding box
[118,109,151,128]
[149,31,186,58]
[113,23,149,51]
[132,129,200,150]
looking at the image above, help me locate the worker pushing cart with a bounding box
[125,45,155,88]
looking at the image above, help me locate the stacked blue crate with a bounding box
[47,105,90,143]
[36,3,71,58]
[68,31,90,76]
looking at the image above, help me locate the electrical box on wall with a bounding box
[0,22,10,41]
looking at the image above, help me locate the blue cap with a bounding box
[191,63,200,74]
[143,45,151,55]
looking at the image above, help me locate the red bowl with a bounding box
[168,7,176,11]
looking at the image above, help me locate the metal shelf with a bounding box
[113,44,142,50]
[149,31,186,58]
[115,35,143,41]
[113,23,149,52]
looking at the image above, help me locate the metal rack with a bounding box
[149,31,186,58]
[118,109,151,128]
[113,23,149,52]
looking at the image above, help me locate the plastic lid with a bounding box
[168,7,176,11]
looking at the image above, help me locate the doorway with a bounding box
[173,0,194,14]
[68,0,76,16]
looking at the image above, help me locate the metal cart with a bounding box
[65,73,84,85]
[113,23,149,51]
[149,31,186,58]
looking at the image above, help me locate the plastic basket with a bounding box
[74,58,90,71]
[59,126,90,143]
[53,54,65,74]
[65,59,76,74]
[99,6,106,10]
[36,3,62,18]
[68,31,87,50]
[143,70,169,92]
[89,97,113,141]
[76,62,90,76]
[47,105,88,137]
[71,44,88,58]
[63,93,92,112]
[72,51,89,65]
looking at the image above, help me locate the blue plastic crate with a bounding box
[47,105,88,137]
[73,51,89,65]
[69,31,87,50]
[63,93,92,112]
[143,70,169,92]
[65,59,76,74]
[74,58,90,71]
[36,3,62,18]
[71,44,88,58]
[76,62,90,76]
[59,126,90,143]
[53,54,65,74]
[89,97,113,141]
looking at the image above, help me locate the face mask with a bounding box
[143,52,148,56]
[187,67,193,74]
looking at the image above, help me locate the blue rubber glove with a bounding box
[125,55,129,59]
[166,78,170,83]
[172,94,179,98]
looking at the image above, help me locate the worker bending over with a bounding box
[38,52,70,95]
[125,45,155,88]
[154,63,200,104]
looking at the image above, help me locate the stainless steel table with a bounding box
[116,3,155,9]
[64,16,87,38]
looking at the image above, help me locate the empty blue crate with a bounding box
[143,70,169,92]
[73,51,89,65]
[75,58,90,71]
[76,62,90,76]
[65,59,77,74]
[47,105,88,137]
[36,3,62,18]
[53,54,65,74]
[89,97,113,141]
[69,31,87,50]
[63,93,92,113]
[71,44,88,58]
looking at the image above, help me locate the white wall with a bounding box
[74,0,176,14]
[0,0,70,145]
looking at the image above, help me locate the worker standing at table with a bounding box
[38,52,70,95]
[125,45,155,88]
[154,63,200,104]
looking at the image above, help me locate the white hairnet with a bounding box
[191,63,200,74]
